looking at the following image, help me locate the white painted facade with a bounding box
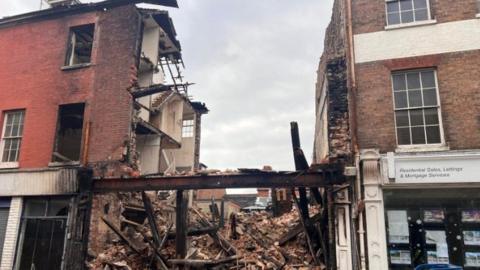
[354,19,480,63]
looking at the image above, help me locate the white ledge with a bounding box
[385,19,437,30]
[476,13,480,18]
[395,144,449,153]
[0,162,19,169]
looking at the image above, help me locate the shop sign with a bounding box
[393,154,480,183]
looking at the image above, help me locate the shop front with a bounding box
[361,150,480,270]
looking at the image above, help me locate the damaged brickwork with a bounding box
[325,57,351,161]
[313,0,353,164]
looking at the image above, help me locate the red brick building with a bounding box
[315,0,480,269]
[0,0,207,269]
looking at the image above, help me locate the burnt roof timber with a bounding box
[92,168,346,192]
[131,83,172,98]
[0,0,178,28]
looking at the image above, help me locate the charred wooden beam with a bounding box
[176,190,188,259]
[130,83,172,98]
[142,192,162,249]
[290,122,310,221]
[92,169,344,192]
[102,217,143,255]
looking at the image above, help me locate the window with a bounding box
[386,0,430,25]
[1,110,25,165]
[15,198,69,270]
[52,103,85,162]
[477,0,480,14]
[65,24,94,66]
[392,70,442,145]
[182,119,194,138]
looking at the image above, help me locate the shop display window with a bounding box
[384,189,480,269]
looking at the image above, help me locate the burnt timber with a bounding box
[92,166,345,193]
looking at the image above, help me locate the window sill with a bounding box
[0,162,19,169]
[395,144,449,153]
[48,161,81,167]
[476,14,480,18]
[385,19,437,31]
[61,63,91,71]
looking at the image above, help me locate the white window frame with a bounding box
[0,110,25,169]
[385,0,433,26]
[391,69,446,151]
[181,119,195,138]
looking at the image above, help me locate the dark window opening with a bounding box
[52,103,85,162]
[16,198,69,270]
[65,24,94,66]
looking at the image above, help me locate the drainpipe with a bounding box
[345,0,366,269]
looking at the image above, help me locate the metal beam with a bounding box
[92,168,345,192]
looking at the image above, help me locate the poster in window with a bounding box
[428,251,449,264]
[463,231,480,246]
[465,252,480,267]
[387,210,409,244]
[462,210,480,223]
[390,250,411,265]
[425,231,449,263]
[424,209,444,223]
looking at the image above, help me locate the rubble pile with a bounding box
[88,192,322,270]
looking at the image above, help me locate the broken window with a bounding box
[392,69,443,145]
[1,110,25,165]
[182,119,194,138]
[386,0,431,25]
[52,103,85,162]
[65,24,94,66]
[16,198,69,270]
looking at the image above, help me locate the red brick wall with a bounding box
[352,0,479,35]
[0,5,139,168]
[355,50,480,152]
[88,5,139,163]
[0,12,97,168]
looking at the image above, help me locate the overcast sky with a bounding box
[0,0,333,171]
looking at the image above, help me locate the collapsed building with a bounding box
[0,0,208,268]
